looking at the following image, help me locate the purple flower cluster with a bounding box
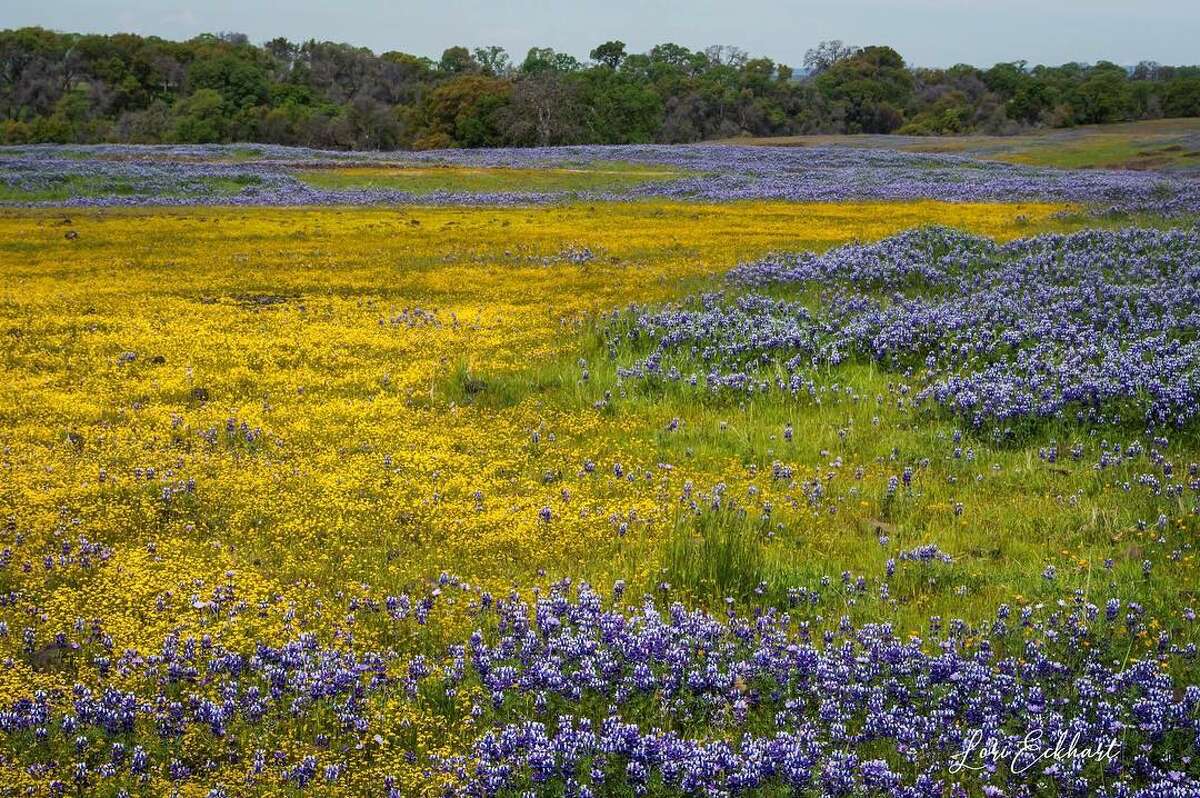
[898,543,954,563]
[0,634,388,791]
[2,573,1197,795]
[615,227,1200,428]
[4,143,1200,212]
[432,580,1198,797]
[0,577,465,793]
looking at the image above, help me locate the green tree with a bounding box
[815,45,912,132]
[472,46,510,76]
[1072,62,1131,123]
[415,74,510,148]
[520,48,581,75]
[439,46,477,75]
[590,41,626,70]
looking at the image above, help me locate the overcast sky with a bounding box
[4,0,1197,68]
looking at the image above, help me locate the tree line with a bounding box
[2,27,1199,149]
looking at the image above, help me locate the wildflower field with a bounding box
[2,143,1200,797]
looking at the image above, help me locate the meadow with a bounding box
[1,143,1199,797]
[721,117,1200,174]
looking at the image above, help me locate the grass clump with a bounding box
[661,503,769,604]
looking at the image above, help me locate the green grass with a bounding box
[662,503,770,603]
[294,160,690,194]
[0,175,135,202]
[0,173,263,202]
[427,228,1200,638]
[722,117,1200,173]
[222,146,266,162]
[998,138,1200,170]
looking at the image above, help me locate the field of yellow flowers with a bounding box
[3,189,1199,797]
[1,199,1068,620]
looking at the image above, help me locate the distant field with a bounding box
[719,117,1200,172]
[295,161,689,194]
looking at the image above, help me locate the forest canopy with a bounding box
[2,27,1199,149]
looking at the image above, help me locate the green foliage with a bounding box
[1,26,1199,149]
[521,47,582,75]
[172,88,225,143]
[187,54,270,111]
[414,75,511,149]
[590,41,627,70]
[898,91,974,135]
[439,46,477,75]
[662,504,768,604]
[815,46,913,133]
[1165,78,1200,117]
[578,70,663,144]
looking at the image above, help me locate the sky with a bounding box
[3,0,1198,68]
